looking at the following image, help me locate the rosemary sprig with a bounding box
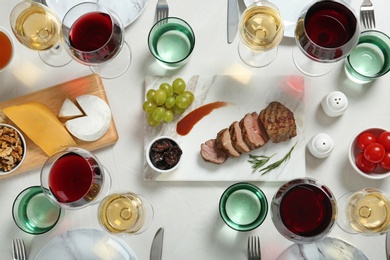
[249,142,298,175]
[248,154,275,173]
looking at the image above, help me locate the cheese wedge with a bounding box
[3,102,76,156]
[59,98,83,119]
[65,95,112,141]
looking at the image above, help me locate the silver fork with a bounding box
[360,0,375,29]
[247,236,261,260]
[155,0,169,22]
[12,239,27,260]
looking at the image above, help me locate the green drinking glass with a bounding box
[148,17,195,70]
[345,30,390,84]
[12,186,62,235]
[219,182,268,231]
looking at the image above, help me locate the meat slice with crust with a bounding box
[229,121,250,154]
[259,101,297,143]
[251,111,270,144]
[200,139,228,164]
[215,128,240,157]
[240,112,269,150]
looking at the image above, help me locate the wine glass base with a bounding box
[90,41,132,79]
[292,46,336,77]
[38,44,73,68]
[238,43,277,68]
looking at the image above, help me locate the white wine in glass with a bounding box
[98,192,154,235]
[337,188,390,235]
[238,0,284,68]
[10,1,71,67]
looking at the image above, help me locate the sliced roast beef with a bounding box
[240,113,268,150]
[259,101,297,143]
[200,139,228,164]
[229,121,250,154]
[251,112,270,144]
[215,128,240,157]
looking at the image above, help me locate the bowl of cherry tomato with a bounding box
[349,128,390,179]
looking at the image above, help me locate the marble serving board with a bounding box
[143,75,305,181]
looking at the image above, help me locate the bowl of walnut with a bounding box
[0,123,26,175]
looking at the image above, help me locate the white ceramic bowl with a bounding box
[0,123,26,175]
[348,127,390,179]
[146,136,182,173]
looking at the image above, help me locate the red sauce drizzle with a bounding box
[176,101,229,136]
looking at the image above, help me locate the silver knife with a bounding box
[150,228,164,260]
[386,231,390,259]
[227,0,239,43]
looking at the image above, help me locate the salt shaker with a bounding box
[321,91,348,117]
[308,133,334,158]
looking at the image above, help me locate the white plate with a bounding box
[143,75,306,182]
[98,0,149,27]
[244,0,359,38]
[277,237,369,260]
[35,228,138,260]
[44,0,148,27]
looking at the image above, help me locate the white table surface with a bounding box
[1,0,390,259]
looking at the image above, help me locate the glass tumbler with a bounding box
[219,182,268,231]
[148,17,196,70]
[13,186,62,234]
[344,30,390,84]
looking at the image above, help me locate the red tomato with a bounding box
[364,143,386,163]
[380,151,390,170]
[357,132,377,150]
[378,131,390,151]
[356,152,377,173]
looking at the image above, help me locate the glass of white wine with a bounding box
[9,1,72,67]
[98,192,154,236]
[337,188,390,236]
[238,0,284,68]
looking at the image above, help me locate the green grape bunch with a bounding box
[143,78,195,127]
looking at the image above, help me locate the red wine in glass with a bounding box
[296,1,358,61]
[49,153,102,204]
[280,184,334,236]
[68,11,123,64]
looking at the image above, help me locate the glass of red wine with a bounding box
[61,2,131,79]
[292,0,360,77]
[271,178,337,243]
[40,147,112,210]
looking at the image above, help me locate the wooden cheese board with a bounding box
[0,74,118,179]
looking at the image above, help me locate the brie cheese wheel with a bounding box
[59,98,83,118]
[65,95,112,141]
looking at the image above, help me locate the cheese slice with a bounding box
[3,102,76,156]
[65,95,112,141]
[58,98,83,119]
